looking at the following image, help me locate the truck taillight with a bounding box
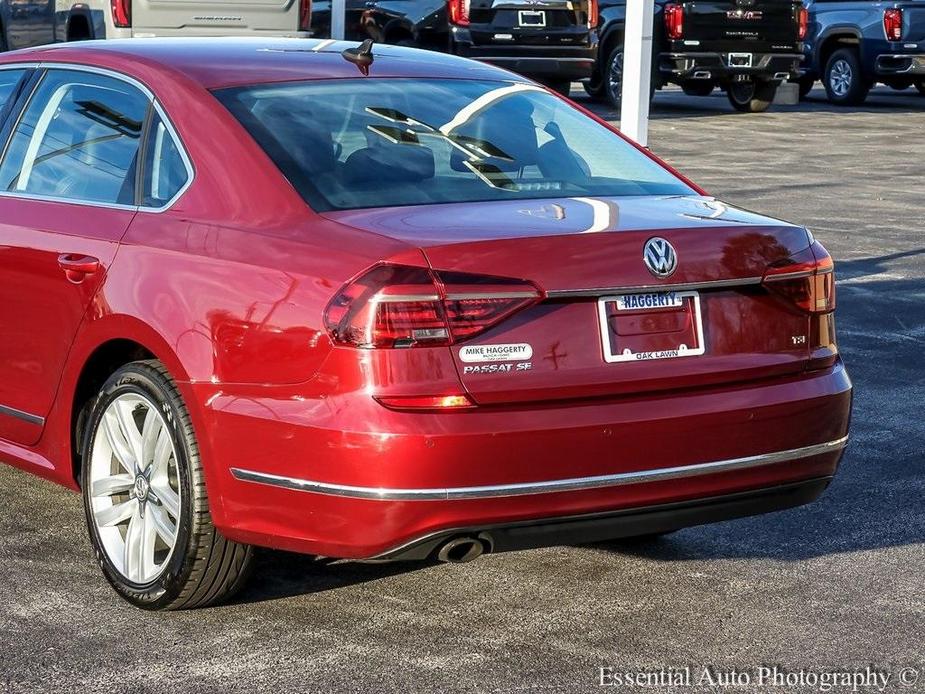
[324,264,542,348]
[664,3,684,40]
[588,0,599,29]
[299,0,312,31]
[762,241,836,314]
[797,6,808,40]
[884,8,903,41]
[111,0,131,27]
[448,0,470,26]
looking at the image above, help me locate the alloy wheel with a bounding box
[607,50,624,104]
[88,393,181,585]
[829,59,852,97]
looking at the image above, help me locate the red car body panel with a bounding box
[0,39,851,560]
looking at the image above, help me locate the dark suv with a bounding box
[586,0,807,112]
[310,0,598,92]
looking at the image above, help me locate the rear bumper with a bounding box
[660,52,803,81]
[875,54,925,76]
[376,477,833,560]
[195,360,852,559]
[452,37,598,80]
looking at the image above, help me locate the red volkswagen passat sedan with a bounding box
[0,38,851,610]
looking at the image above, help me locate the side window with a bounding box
[0,69,27,113]
[141,113,190,207]
[0,69,148,205]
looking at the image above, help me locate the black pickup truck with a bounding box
[310,0,598,93]
[584,0,808,111]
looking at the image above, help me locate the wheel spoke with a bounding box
[114,399,144,472]
[152,481,180,519]
[149,504,178,546]
[95,498,136,527]
[102,410,136,475]
[123,509,144,582]
[91,473,134,498]
[139,407,161,473]
[150,424,173,479]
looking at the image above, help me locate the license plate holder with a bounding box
[597,290,706,363]
[728,52,754,68]
[518,9,546,27]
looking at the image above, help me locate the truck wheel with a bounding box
[726,79,777,112]
[794,75,815,99]
[823,48,871,105]
[603,46,625,107]
[81,360,254,610]
[582,73,606,101]
[681,81,714,97]
[545,79,573,97]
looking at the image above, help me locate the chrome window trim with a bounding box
[546,276,763,299]
[230,435,849,501]
[0,403,45,426]
[0,61,194,213]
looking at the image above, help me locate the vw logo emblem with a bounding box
[643,237,678,278]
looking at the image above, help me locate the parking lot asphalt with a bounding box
[1,85,923,694]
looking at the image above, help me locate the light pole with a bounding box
[619,0,655,146]
[331,0,346,39]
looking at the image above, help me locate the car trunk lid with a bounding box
[324,195,818,405]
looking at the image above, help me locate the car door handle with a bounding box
[58,253,100,283]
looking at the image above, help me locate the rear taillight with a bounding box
[448,0,470,26]
[884,8,903,41]
[299,0,312,31]
[324,264,542,349]
[797,5,808,40]
[587,0,599,29]
[664,3,683,40]
[111,0,131,27]
[762,240,835,314]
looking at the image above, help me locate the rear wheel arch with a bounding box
[816,31,861,75]
[67,321,194,488]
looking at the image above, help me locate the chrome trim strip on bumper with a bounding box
[546,276,762,299]
[230,435,848,501]
[0,403,44,426]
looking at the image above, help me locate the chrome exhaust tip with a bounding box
[436,537,484,563]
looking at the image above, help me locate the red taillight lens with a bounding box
[762,240,836,314]
[664,3,683,40]
[299,0,312,31]
[797,5,808,40]
[587,0,599,29]
[448,0,470,26]
[111,0,131,27]
[884,8,903,40]
[324,264,542,348]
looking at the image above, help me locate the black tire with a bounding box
[726,79,777,112]
[915,79,925,95]
[602,45,624,107]
[601,45,656,108]
[582,75,606,101]
[795,75,815,99]
[823,48,871,105]
[0,24,7,52]
[81,360,254,610]
[544,79,573,97]
[680,81,714,97]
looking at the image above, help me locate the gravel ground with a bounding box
[1,84,923,694]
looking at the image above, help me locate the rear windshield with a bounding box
[214,79,693,212]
